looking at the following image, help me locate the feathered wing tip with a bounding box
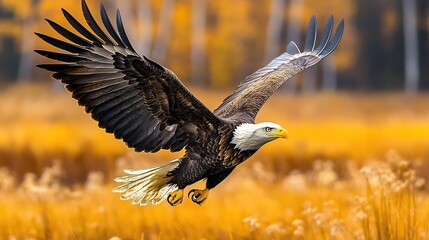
[286,15,344,59]
[320,18,344,56]
[286,41,301,55]
[113,159,180,206]
[246,15,344,83]
[35,0,138,61]
[304,15,317,52]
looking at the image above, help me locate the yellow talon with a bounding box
[167,189,184,206]
[188,188,209,205]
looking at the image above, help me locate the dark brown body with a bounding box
[169,122,256,189]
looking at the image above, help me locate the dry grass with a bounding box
[0,84,429,239]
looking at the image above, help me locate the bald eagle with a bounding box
[36,0,344,206]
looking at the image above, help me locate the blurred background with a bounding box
[1,0,429,239]
[0,0,428,91]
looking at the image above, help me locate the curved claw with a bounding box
[167,189,183,206]
[188,188,209,205]
[188,189,196,199]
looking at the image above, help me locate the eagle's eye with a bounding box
[264,127,273,132]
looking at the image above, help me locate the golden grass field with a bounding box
[1,84,429,239]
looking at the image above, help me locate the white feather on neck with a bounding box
[231,122,279,151]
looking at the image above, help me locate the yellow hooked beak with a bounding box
[268,127,289,139]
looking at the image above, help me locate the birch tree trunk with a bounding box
[302,67,316,92]
[191,0,207,87]
[264,0,285,63]
[136,0,152,56]
[17,15,35,82]
[116,0,137,49]
[322,55,337,91]
[152,0,175,64]
[283,0,303,94]
[402,0,420,94]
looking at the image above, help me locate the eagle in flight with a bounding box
[36,0,344,206]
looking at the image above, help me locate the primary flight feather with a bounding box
[36,0,344,206]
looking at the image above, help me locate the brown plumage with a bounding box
[36,0,344,206]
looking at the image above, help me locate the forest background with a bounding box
[1,0,429,239]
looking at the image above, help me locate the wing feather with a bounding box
[35,50,84,62]
[35,33,85,53]
[84,88,137,114]
[99,3,126,49]
[304,15,317,52]
[36,0,220,153]
[214,16,344,121]
[313,15,334,54]
[286,41,301,55]
[103,98,142,131]
[116,10,136,52]
[45,19,92,47]
[61,8,102,45]
[320,19,345,56]
[81,0,114,45]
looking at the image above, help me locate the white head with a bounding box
[231,122,289,151]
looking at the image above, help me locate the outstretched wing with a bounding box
[214,16,344,121]
[36,0,221,153]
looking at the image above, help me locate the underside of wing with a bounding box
[214,15,344,122]
[36,0,220,153]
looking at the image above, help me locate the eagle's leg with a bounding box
[188,188,209,205]
[188,167,235,205]
[167,189,184,206]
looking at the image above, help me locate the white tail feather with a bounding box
[113,159,180,206]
